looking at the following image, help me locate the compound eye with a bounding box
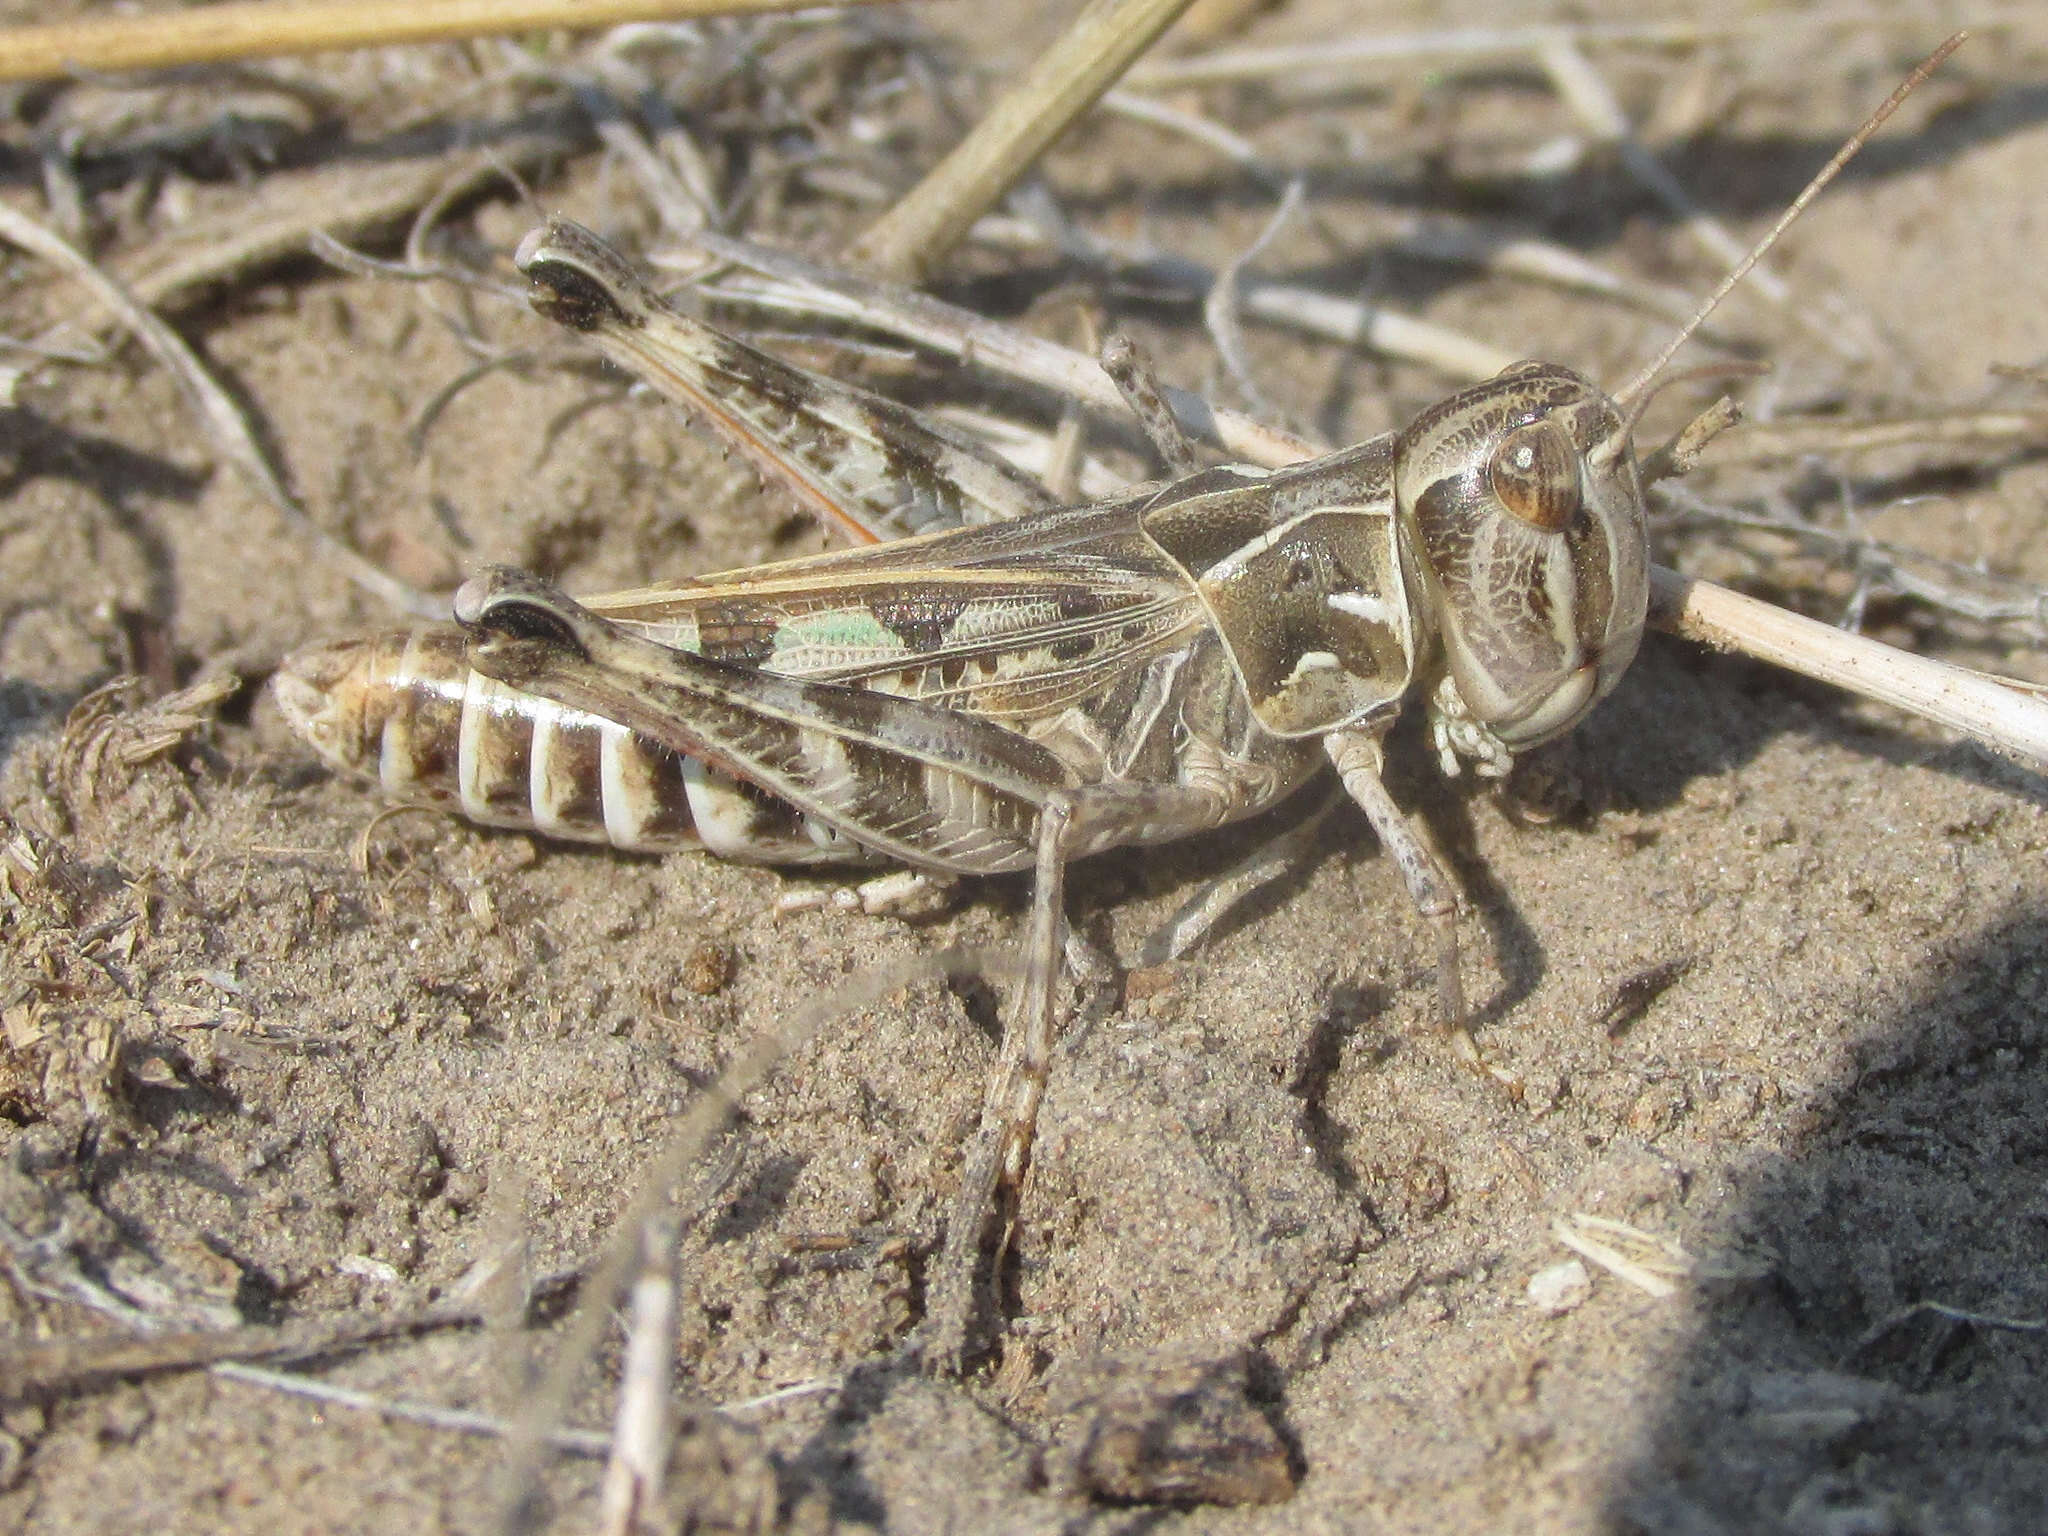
[1488,420,1580,531]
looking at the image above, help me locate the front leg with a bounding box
[1325,727,1518,1094]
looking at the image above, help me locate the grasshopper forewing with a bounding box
[275,44,1959,1369]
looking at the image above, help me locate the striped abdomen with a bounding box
[273,625,869,863]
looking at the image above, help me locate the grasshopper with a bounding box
[274,51,1957,1367]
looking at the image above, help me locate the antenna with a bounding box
[1613,32,1967,411]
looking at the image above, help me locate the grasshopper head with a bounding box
[1392,360,1649,757]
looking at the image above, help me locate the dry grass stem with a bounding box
[851,0,1202,282]
[1648,566,2048,770]
[1534,38,1790,312]
[923,405,1128,500]
[1846,1301,2048,1360]
[593,1144,742,1535]
[575,83,714,240]
[1376,217,1697,323]
[495,949,984,1529]
[0,198,437,618]
[1657,484,2048,636]
[1552,1214,1689,1299]
[596,1215,683,1534]
[1123,11,2014,89]
[963,214,1519,380]
[1097,88,1269,175]
[0,0,905,85]
[722,1378,841,1414]
[213,1362,614,1456]
[1092,89,1697,324]
[6,129,581,355]
[1682,408,2048,467]
[681,227,1323,463]
[210,1361,833,1456]
[0,1303,483,1400]
[1203,177,1305,420]
[1236,280,1517,380]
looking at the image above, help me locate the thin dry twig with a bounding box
[575,80,715,241]
[1098,87,1271,177]
[1236,277,1516,380]
[1845,1300,2048,1360]
[1679,408,2048,468]
[211,1361,837,1456]
[1648,566,2048,769]
[1093,88,1698,324]
[596,1217,683,1534]
[1372,215,1698,324]
[0,198,437,618]
[0,1303,484,1401]
[495,947,990,1531]
[1204,176,1305,421]
[213,1362,614,1457]
[851,0,1202,282]
[308,227,555,446]
[1121,11,2010,90]
[0,0,904,85]
[353,804,455,879]
[597,1141,740,1535]
[674,227,1323,463]
[964,211,1519,380]
[7,126,584,362]
[1533,37,1789,314]
[1658,485,2048,637]
[924,404,1128,500]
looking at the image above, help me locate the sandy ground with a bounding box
[3,3,2048,1532]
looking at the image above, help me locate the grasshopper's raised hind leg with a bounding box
[516,219,1057,545]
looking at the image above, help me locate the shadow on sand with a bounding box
[1613,902,2048,1532]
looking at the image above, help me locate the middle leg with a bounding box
[917,775,1238,1375]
